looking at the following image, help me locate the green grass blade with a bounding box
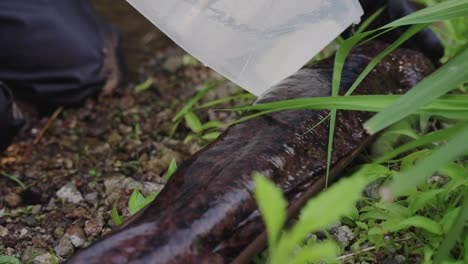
[345,24,427,96]
[365,46,468,134]
[384,0,468,27]
[374,122,466,163]
[388,121,468,197]
[253,173,288,257]
[172,81,215,122]
[433,189,468,263]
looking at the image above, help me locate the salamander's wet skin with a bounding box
[67,41,434,264]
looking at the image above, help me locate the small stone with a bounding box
[364,182,381,200]
[64,159,74,169]
[327,222,342,235]
[56,183,84,204]
[163,56,182,72]
[142,182,164,196]
[21,247,48,264]
[4,192,22,208]
[85,217,103,237]
[54,235,74,257]
[33,253,53,264]
[84,192,98,202]
[427,175,448,186]
[395,254,406,264]
[333,225,355,248]
[21,215,38,227]
[19,228,29,238]
[103,174,126,194]
[30,205,42,215]
[0,225,9,237]
[67,225,86,248]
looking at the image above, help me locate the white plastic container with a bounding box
[127,0,363,95]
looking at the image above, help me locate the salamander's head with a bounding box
[344,0,444,66]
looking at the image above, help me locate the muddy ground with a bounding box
[0,1,250,263]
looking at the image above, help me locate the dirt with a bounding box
[0,2,250,263]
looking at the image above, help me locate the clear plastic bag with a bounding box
[127,0,363,95]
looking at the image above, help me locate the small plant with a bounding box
[254,169,373,263]
[111,159,178,225]
[0,255,22,264]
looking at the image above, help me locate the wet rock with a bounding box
[54,235,74,257]
[84,217,103,237]
[327,222,342,235]
[333,225,355,248]
[56,183,84,204]
[21,247,48,264]
[33,253,53,264]
[67,225,86,248]
[383,258,399,264]
[5,192,22,208]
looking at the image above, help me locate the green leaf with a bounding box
[0,171,27,190]
[289,241,340,264]
[369,216,443,235]
[127,189,159,216]
[184,112,203,134]
[165,159,178,183]
[201,121,225,130]
[128,189,147,215]
[0,256,22,264]
[273,173,368,263]
[375,123,465,163]
[111,198,123,226]
[253,173,287,257]
[389,122,468,197]
[384,0,468,28]
[407,189,444,214]
[201,131,222,141]
[365,46,468,134]
[134,78,153,93]
[434,189,468,263]
[172,81,215,122]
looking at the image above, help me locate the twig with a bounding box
[22,106,63,160]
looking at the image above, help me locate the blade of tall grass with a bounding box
[374,122,466,163]
[388,121,468,197]
[365,46,468,134]
[433,189,468,263]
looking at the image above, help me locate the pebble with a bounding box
[84,192,98,202]
[333,225,355,248]
[33,253,53,264]
[395,254,406,263]
[0,225,9,237]
[30,205,42,215]
[56,183,84,204]
[85,217,103,237]
[21,247,48,264]
[363,181,381,200]
[142,182,164,196]
[163,56,182,72]
[4,192,22,208]
[21,215,38,227]
[67,225,86,248]
[54,235,74,257]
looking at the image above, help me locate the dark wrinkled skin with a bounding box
[67,42,434,264]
